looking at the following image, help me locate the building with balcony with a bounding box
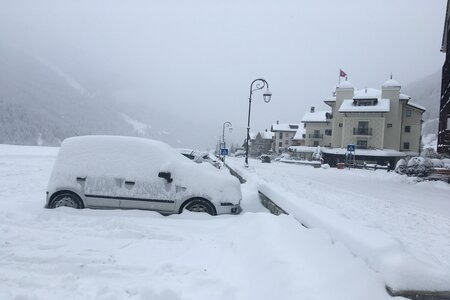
[301,106,332,147]
[439,0,450,154]
[324,79,425,154]
[271,121,300,153]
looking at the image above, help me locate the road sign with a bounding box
[347,144,356,152]
[220,148,229,156]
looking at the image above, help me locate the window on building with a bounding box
[403,142,410,150]
[284,140,289,145]
[339,123,343,127]
[325,129,332,136]
[405,125,411,133]
[406,110,412,117]
[279,132,283,139]
[353,98,378,106]
[357,140,368,149]
[313,141,319,147]
[278,142,282,147]
[387,123,392,128]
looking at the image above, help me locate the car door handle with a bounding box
[124,181,135,185]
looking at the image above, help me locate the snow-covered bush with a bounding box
[406,157,432,177]
[395,159,407,175]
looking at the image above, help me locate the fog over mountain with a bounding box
[0,1,446,149]
[0,44,210,148]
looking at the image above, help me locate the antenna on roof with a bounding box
[390,72,393,80]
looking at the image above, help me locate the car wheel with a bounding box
[182,198,216,216]
[50,192,84,209]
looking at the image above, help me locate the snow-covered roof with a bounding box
[301,111,330,123]
[353,88,381,99]
[322,148,407,157]
[262,131,274,139]
[293,126,305,140]
[382,79,401,88]
[271,123,300,132]
[339,98,390,113]
[337,81,354,89]
[325,96,336,102]
[406,101,426,111]
[288,146,317,153]
[399,93,411,100]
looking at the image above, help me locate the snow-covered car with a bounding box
[46,136,242,215]
[177,148,223,169]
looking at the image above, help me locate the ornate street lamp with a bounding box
[221,121,232,162]
[245,78,272,166]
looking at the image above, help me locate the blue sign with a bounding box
[220,148,229,156]
[347,144,356,152]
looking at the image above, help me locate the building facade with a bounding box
[271,122,300,153]
[323,79,424,154]
[439,0,450,154]
[301,106,332,147]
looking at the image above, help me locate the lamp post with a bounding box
[245,79,272,166]
[221,121,232,162]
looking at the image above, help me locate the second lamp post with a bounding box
[245,78,272,166]
[221,121,232,162]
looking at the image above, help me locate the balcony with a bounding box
[353,128,372,136]
[308,134,323,139]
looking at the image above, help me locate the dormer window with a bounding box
[352,98,378,106]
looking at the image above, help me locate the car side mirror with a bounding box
[158,171,173,183]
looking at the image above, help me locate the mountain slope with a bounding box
[0,45,210,148]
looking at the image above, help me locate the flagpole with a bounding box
[338,70,341,85]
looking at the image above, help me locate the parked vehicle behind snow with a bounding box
[46,136,242,215]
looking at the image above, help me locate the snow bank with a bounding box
[258,182,450,294]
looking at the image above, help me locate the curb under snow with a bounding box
[258,181,450,297]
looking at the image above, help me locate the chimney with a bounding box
[265,129,268,132]
[276,120,279,124]
[310,106,315,113]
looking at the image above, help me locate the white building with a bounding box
[301,106,332,147]
[324,79,425,154]
[271,121,300,153]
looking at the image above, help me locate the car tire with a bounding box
[181,198,216,216]
[49,192,84,209]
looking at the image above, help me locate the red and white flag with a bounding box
[339,69,347,77]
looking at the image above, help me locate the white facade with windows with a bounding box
[271,122,300,153]
[301,107,332,147]
[322,79,424,153]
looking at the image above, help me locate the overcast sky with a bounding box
[0,0,447,147]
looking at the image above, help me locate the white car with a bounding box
[46,136,242,215]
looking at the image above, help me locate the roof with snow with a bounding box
[406,101,426,111]
[325,96,336,102]
[293,126,305,140]
[399,93,411,100]
[353,88,381,99]
[301,111,330,123]
[382,79,401,88]
[339,98,390,113]
[271,123,300,132]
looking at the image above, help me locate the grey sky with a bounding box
[0,0,446,148]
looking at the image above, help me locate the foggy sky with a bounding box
[0,0,446,147]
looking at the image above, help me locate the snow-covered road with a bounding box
[0,145,395,300]
[227,157,450,270]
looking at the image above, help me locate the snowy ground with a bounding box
[227,157,450,272]
[0,145,398,300]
